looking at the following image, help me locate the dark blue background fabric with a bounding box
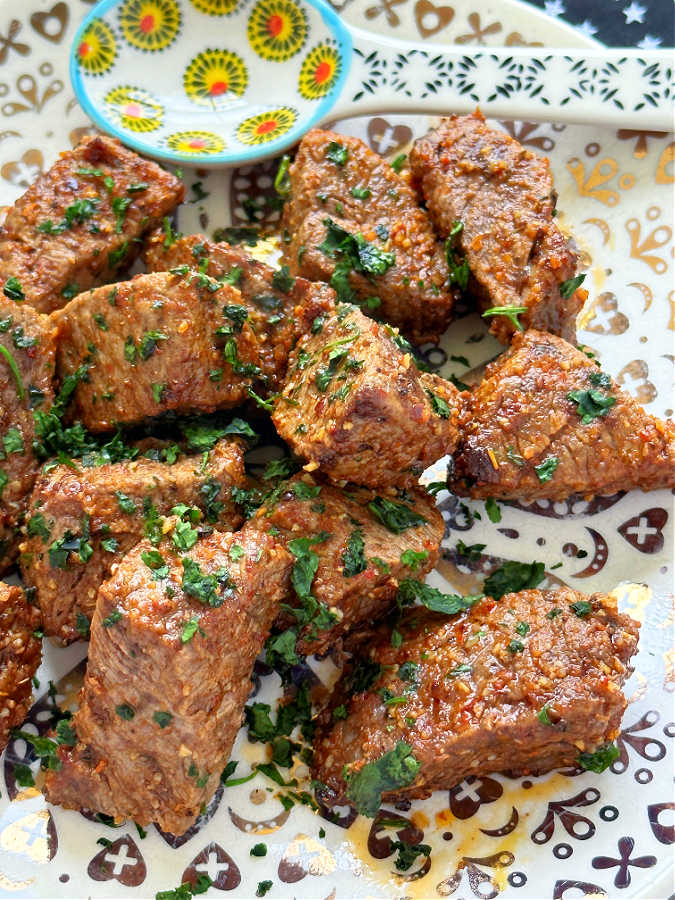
[525,0,674,46]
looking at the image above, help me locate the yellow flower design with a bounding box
[104,86,164,132]
[119,0,181,52]
[189,0,240,14]
[298,42,341,99]
[236,108,297,145]
[75,19,117,76]
[165,130,226,155]
[183,49,248,107]
[247,0,307,61]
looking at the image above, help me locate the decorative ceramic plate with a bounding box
[0,2,673,899]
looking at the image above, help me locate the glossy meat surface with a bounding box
[410,113,581,343]
[312,588,639,807]
[0,582,41,752]
[272,304,463,488]
[449,330,675,500]
[281,129,455,343]
[21,439,246,644]
[45,526,291,834]
[0,136,184,313]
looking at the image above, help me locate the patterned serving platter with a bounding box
[0,1,673,898]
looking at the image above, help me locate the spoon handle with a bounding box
[328,30,674,131]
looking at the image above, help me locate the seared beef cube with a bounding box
[410,113,581,344]
[0,582,41,752]
[0,136,184,314]
[143,231,335,390]
[248,473,443,656]
[52,271,265,431]
[272,304,462,488]
[312,588,639,813]
[450,330,675,500]
[45,525,291,834]
[0,298,56,573]
[281,129,455,344]
[21,439,246,645]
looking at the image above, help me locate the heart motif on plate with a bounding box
[616,359,657,404]
[414,0,454,38]
[366,117,412,156]
[29,2,69,44]
[0,150,43,189]
[617,508,668,554]
[182,841,241,891]
[87,834,146,886]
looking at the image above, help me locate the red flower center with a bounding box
[314,60,332,84]
[140,14,155,33]
[256,119,277,134]
[209,80,228,95]
[78,41,90,58]
[188,139,207,149]
[267,14,283,37]
[124,102,142,118]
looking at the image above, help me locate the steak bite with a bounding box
[312,587,639,813]
[449,330,675,500]
[248,472,443,656]
[280,129,455,344]
[410,112,582,344]
[45,525,292,835]
[272,304,463,488]
[143,230,335,390]
[21,438,246,645]
[0,298,57,573]
[0,135,184,314]
[0,582,42,752]
[52,270,266,431]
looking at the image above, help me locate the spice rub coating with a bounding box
[0,136,184,314]
[312,588,639,809]
[272,304,463,489]
[143,230,335,390]
[52,271,265,431]
[247,473,443,656]
[281,129,455,344]
[0,298,57,573]
[449,330,675,500]
[0,582,41,752]
[410,112,581,343]
[45,526,292,835]
[21,438,246,645]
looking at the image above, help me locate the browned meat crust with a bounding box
[143,231,335,390]
[449,330,675,500]
[246,473,443,656]
[0,582,41,752]
[281,129,455,344]
[20,439,246,645]
[52,271,265,431]
[44,526,292,835]
[410,113,582,343]
[312,588,639,807]
[0,298,56,573]
[272,304,463,488]
[0,136,184,314]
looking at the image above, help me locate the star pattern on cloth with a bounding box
[525,0,673,47]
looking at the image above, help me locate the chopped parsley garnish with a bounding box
[172,519,199,551]
[115,490,136,514]
[351,186,371,199]
[139,330,168,360]
[342,527,367,577]
[534,456,559,482]
[181,558,230,607]
[481,305,528,331]
[567,388,616,424]
[102,608,122,627]
[391,840,431,871]
[152,711,173,729]
[546,607,562,619]
[445,220,469,290]
[319,219,395,302]
[271,265,294,293]
[588,370,611,388]
[115,703,135,720]
[111,195,132,233]
[76,612,91,638]
[274,154,291,197]
[223,338,262,378]
[578,742,619,772]
[485,497,501,523]
[483,560,545,601]
[0,345,25,400]
[397,579,482,616]
[3,277,24,302]
[426,388,450,419]
[156,874,212,900]
[180,415,257,452]
[36,197,99,234]
[180,616,201,643]
[256,881,273,898]
[344,742,420,817]
[399,549,429,571]
[368,497,427,534]
[326,141,348,166]
[515,621,530,636]
[390,153,406,173]
[27,512,50,542]
[447,663,472,678]
[250,843,267,857]
[537,703,553,726]
[48,530,93,568]
[559,273,586,299]
[508,639,524,653]
[570,599,592,617]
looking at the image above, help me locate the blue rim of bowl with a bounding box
[69,0,352,167]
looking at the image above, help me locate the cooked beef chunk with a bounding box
[449,330,675,500]
[0,136,184,314]
[272,304,462,488]
[280,129,455,344]
[52,271,266,431]
[312,587,639,812]
[410,113,581,344]
[247,473,443,656]
[45,525,291,834]
[143,231,335,390]
[0,582,41,752]
[21,439,246,645]
[0,298,56,573]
